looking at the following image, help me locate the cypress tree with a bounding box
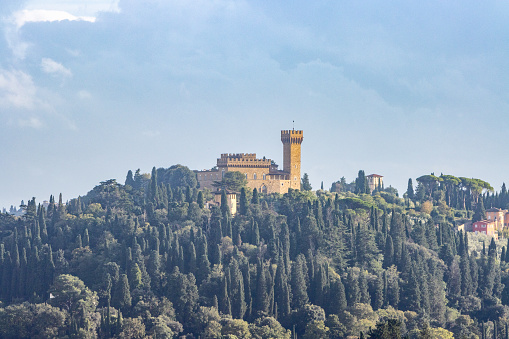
[83,229,89,247]
[252,221,260,246]
[359,270,370,304]
[373,274,384,310]
[239,187,249,215]
[251,188,259,204]
[194,191,203,210]
[407,178,414,200]
[275,256,291,317]
[187,242,197,275]
[383,235,394,269]
[327,277,347,314]
[220,275,231,315]
[346,268,360,306]
[460,250,472,296]
[128,262,143,290]
[291,254,309,309]
[255,261,269,314]
[113,274,132,312]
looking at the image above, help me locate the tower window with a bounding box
[254,173,257,180]
[245,174,248,179]
[263,174,266,180]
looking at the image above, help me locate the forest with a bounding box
[0,166,508,339]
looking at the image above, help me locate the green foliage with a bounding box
[301,173,312,191]
[213,171,248,191]
[2,165,509,338]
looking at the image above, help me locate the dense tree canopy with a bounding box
[0,166,507,338]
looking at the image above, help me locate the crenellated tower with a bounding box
[281,129,304,190]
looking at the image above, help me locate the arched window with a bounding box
[263,174,266,180]
[254,173,257,180]
[261,185,267,194]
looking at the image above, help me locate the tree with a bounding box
[291,255,309,309]
[406,178,414,200]
[239,187,249,215]
[251,188,259,204]
[125,170,135,187]
[165,164,198,188]
[367,318,402,339]
[113,274,132,312]
[355,170,368,194]
[0,302,66,338]
[472,198,486,222]
[118,317,146,339]
[213,171,247,191]
[49,274,98,317]
[301,173,312,191]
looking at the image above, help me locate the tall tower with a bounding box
[281,129,304,190]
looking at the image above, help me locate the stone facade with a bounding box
[366,174,383,192]
[196,129,303,194]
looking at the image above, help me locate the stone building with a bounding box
[366,174,383,192]
[197,129,304,194]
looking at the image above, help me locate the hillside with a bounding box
[0,167,507,338]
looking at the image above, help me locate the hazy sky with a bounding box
[1,0,509,209]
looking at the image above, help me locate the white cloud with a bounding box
[41,58,72,78]
[18,117,43,129]
[12,9,96,29]
[0,69,37,109]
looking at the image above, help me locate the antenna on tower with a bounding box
[293,120,294,131]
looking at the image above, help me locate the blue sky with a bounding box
[1,0,509,209]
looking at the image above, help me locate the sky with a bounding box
[1,0,509,209]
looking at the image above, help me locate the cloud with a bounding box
[18,117,43,129]
[0,69,37,109]
[41,58,72,78]
[4,9,95,59]
[12,9,95,29]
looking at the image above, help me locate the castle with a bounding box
[197,129,304,194]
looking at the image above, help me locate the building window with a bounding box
[254,173,257,180]
[294,176,297,181]
[263,174,266,180]
[245,174,248,179]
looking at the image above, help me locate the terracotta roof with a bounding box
[367,174,383,178]
[486,208,502,212]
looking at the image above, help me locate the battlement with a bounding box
[281,130,304,144]
[218,153,272,168]
[220,153,257,159]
